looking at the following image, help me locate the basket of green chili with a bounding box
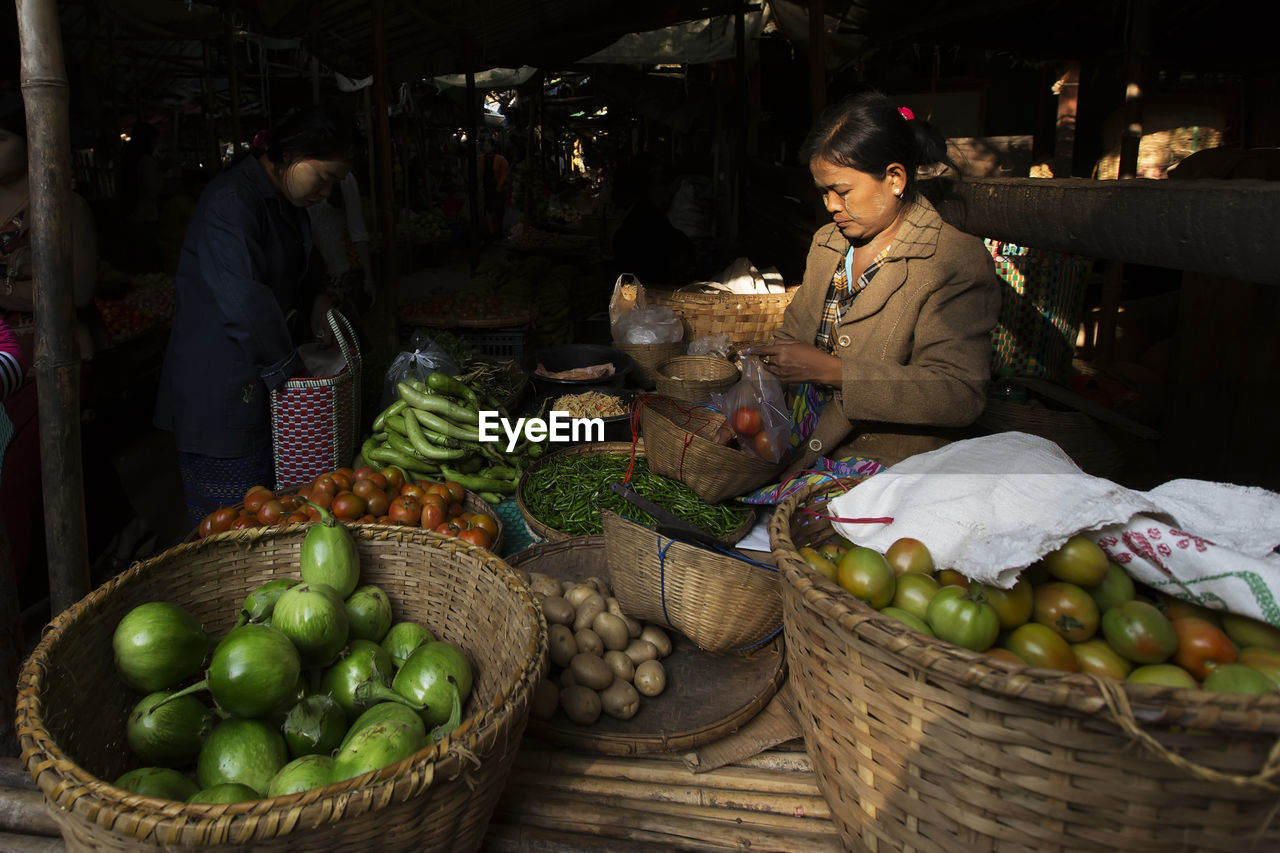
[515,441,754,544]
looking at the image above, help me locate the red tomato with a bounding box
[458,527,492,549]
[885,537,934,576]
[243,486,273,513]
[442,481,466,503]
[421,502,445,530]
[731,407,763,437]
[256,499,285,525]
[1171,616,1237,680]
[365,490,391,517]
[389,495,423,526]
[752,429,776,460]
[381,466,406,491]
[331,491,368,521]
[1032,582,1100,643]
[210,507,238,533]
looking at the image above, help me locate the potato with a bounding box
[560,685,601,726]
[559,667,578,689]
[529,572,562,600]
[605,596,625,618]
[573,593,607,632]
[548,623,577,668]
[600,678,641,721]
[592,611,630,651]
[640,625,672,658]
[541,595,575,627]
[569,652,614,690]
[531,679,559,720]
[585,576,612,597]
[564,584,596,609]
[575,628,604,656]
[634,659,667,696]
[603,649,635,682]
[624,638,659,665]
[623,614,644,639]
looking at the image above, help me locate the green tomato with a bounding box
[890,573,940,623]
[926,586,999,652]
[884,537,934,576]
[1070,638,1133,680]
[1127,663,1198,689]
[836,546,896,610]
[970,578,1033,630]
[1201,663,1276,695]
[880,606,935,637]
[1043,535,1109,587]
[1101,600,1177,665]
[1004,622,1079,672]
[1221,613,1280,651]
[1088,562,1136,614]
[1033,582,1100,643]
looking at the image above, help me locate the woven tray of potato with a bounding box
[506,535,785,756]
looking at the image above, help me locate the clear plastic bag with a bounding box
[711,355,790,463]
[686,334,732,358]
[380,330,460,409]
[609,274,684,345]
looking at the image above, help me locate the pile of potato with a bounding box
[523,572,672,726]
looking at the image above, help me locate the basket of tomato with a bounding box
[193,464,502,553]
[769,477,1280,853]
[637,395,788,504]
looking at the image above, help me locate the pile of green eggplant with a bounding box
[110,503,472,804]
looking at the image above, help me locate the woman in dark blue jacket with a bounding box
[155,106,355,528]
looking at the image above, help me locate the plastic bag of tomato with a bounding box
[195,464,502,552]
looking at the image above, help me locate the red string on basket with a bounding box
[799,507,894,525]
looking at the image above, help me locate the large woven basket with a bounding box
[638,396,787,504]
[645,287,797,345]
[16,525,547,853]
[611,338,684,390]
[979,396,1124,478]
[653,355,739,403]
[769,479,1280,853]
[602,510,781,654]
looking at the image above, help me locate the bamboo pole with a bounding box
[16,0,91,617]
[1,510,22,755]
[0,787,59,836]
[0,757,36,789]
[0,832,64,852]
[370,0,398,352]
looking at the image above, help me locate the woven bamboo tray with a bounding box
[654,355,739,403]
[645,288,798,345]
[16,525,547,853]
[602,510,783,654]
[515,441,756,545]
[611,339,684,390]
[769,479,1280,853]
[506,536,785,756]
[638,396,787,504]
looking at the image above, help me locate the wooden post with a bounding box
[15,0,92,616]
[1052,62,1079,178]
[1,520,21,755]
[808,0,826,125]
[202,38,219,168]
[465,68,481,271]
[227,20,242,149]
[1099,0,1152,366]
[371,0,398,347]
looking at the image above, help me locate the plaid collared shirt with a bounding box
[791,244,891,446]
[814,245,891,354]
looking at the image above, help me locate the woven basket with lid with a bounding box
[16,525,547,853]
[644,287,797,345]
[769,478,1280,853]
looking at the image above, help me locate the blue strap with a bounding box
[732,623,783,653]
[656,533,677,627]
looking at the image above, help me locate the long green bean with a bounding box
[521,454,748,538]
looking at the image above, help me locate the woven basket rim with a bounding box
[769,478,1280,731]
[515,441,646,542]
[15,524,548,836]
[654,355,739,381]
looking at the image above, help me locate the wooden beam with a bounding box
[940,177,1280,285]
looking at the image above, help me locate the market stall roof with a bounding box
[245,0,751,81]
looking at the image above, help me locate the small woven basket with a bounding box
[979,396,1124,477]
[638,396,787,504]
[644,287,797,345]
[770,478,1280,853]
[602,510,781,654]
[516,441,645,542]
[653,356,739,403]
[16,525,547,853]
[611,339,684,390]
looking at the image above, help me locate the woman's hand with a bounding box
[751,340,842,386]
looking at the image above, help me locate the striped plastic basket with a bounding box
[270,309,360,489]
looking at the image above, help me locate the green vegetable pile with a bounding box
[521,453,749,538]
[109,514,473,804]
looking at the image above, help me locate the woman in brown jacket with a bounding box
[753,91,1001,470]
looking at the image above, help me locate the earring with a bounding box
[893,187,901,196]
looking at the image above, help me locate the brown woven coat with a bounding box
[775,197,1001,470]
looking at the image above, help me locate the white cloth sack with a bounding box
[827,432,1280,626]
